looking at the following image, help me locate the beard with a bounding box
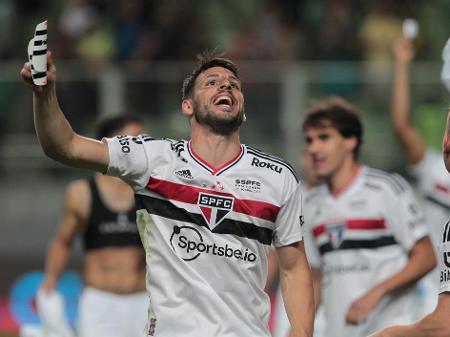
[193,101,244,136]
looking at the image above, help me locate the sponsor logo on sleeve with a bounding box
[299,215,304,227]
[117,135,131,153]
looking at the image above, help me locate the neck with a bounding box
[190,124,241,167]
[327,159,361,196]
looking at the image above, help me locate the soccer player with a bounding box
[392,36,450,313]
[21,51,314,337]
[40,115,147,337]
[367,110,450,337]
[301,97,436,337]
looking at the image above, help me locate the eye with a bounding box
[305,137,312,144]
[230,82,240,90]
[206,80,217,86]
[318,134,330,141]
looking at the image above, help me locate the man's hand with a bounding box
[21,51,56,95]
[346,286,385,325]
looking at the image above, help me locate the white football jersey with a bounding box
[303,166,428,337]
[410,149,450,314]
[106,135,303,337]
[439,220,450,294]
[410,149,450,251]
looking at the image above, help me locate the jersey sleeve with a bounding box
[105,134,151,190]
[303,222,321,269]
[439,220,450,294]
[272,178,304,247]
[387,175,428,251]
[409,149,445,196]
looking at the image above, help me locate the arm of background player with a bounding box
[367,293,450,337]
[443,109,450,172]
[277,241,315,337]
[346,237,436,325]
[41,180,89,291]
[21,52,109,173]
[391,37,426,165]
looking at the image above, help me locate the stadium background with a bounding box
[1,0,450,335]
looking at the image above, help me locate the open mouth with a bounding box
[213,95,233,109]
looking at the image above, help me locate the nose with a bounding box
[306,139,318,154]
[219,82,232,91]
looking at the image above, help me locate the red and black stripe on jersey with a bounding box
[425,183,450,211]
[136,177,279,245]
[312,218,398,255]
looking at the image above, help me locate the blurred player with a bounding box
[302,97,436,337]
[392,35,450,313]
[41,115,148,337]
[21,50,314,337]
[367,108,450,337]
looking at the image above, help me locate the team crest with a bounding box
[197,192,234,230]
[326,222,346,249]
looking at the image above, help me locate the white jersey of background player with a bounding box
[21,46,315,336]
[301,97,435,337]
[392,36,450,314]
[368,108,450,337]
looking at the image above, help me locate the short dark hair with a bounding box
[181,51,239,100]
[96,115,142,139]
[302,97,363,158]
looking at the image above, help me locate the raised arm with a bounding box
[21,51,109,172]
[392,37,426,165]
[276,241,315,337]
[41,180,89,291]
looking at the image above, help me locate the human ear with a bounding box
[181,99,193,117]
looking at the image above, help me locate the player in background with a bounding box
[40,115,148,337]
[367,109,450,337]
[301,97,436,337]
[392,35,450,314]
[21,49,314,337]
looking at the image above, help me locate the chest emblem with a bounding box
[325,222,346,249]
[197,192,234,229]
